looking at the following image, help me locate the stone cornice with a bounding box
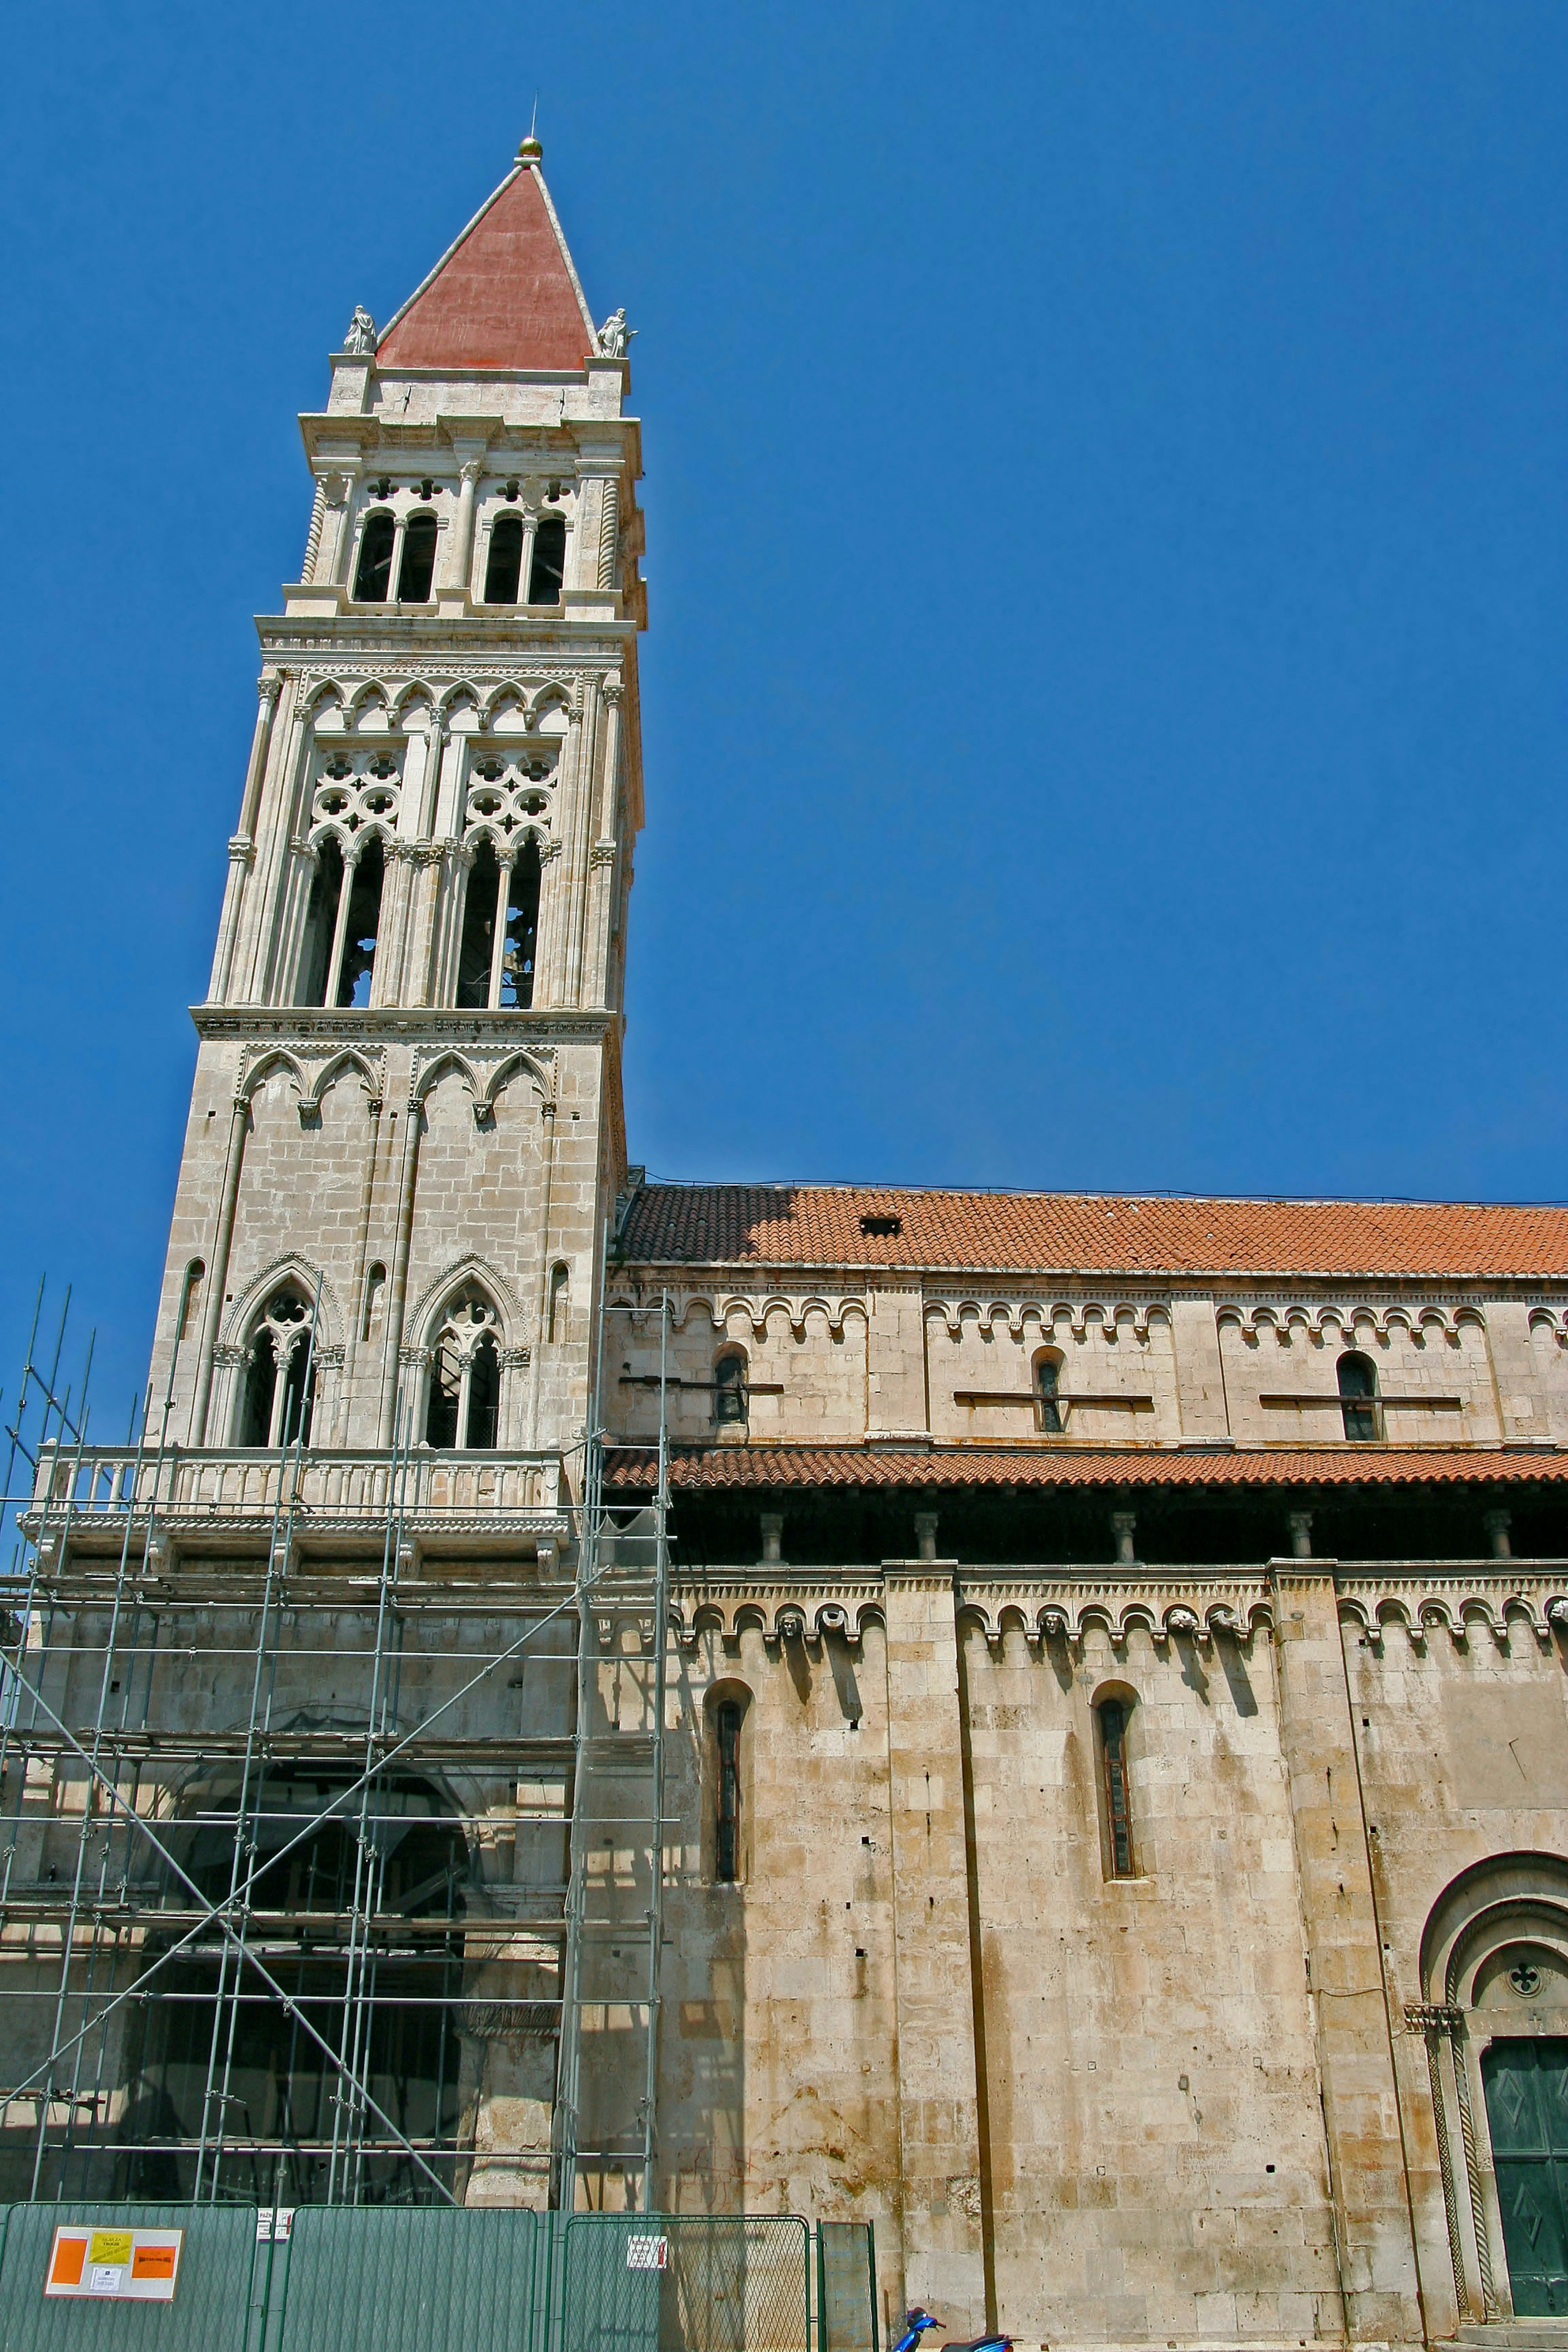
[192,1005,617,1047]
[256,615,636,657]
[611,1256,1567,1306]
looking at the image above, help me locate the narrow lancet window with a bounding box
[1036,1354,1063,1434]
[1338,1350,1380,1442]
[714,1352,748,1427]
[527,514,566,604]
[715,1700,742,1884]
[335,837,384,1007]
[299,837,345,1007]
[456,841,501,1009]
[484,514,524,604]
[501,840,541,1007]
[1099,1699,1135,1878]
[353,510,396,602]
[397,510,438,603]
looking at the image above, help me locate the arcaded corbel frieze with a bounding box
[957,1569,1276,1655]
[1336,1566,1568,1650]
[672,1572,887,1651]
[926,1295,1171,1345]
[1217,1296,1489,1350]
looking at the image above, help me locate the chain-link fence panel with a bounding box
[0,2204,259,2352]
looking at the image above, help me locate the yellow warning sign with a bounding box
[87,2233,134,2267]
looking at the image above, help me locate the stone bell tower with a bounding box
[149,134,646,1491]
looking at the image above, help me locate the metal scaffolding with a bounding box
[0,1276,673,2212]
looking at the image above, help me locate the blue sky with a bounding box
[2,1,1566,1432]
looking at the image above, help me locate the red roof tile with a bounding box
[376,163,595,373]
[605,1442,1568,1495]
[617,1184,1568,1282]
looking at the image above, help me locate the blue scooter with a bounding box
[891,2308,1011,2352]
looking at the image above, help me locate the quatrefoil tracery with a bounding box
[462,748,557,858]
[311,749,403,850]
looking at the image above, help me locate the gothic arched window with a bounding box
[352,510,396,602]
[527,514,566,605]
[298,835,385,1009]
[713,1351,748,1428]
[484,513,524,604]
[240,1290,316,1450]
[1338,1350,1381,1442]
[425,1288,503,1451]
[397,509,438,604]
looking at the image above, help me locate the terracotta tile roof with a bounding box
[376,163,595,373]
[604,1443,1568,1495]
[617,1183,1568,1282]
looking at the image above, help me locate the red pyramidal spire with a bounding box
[376,137,597,373]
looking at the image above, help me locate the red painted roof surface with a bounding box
[605,1443,1568,1494]
[376,167,594,372]
[617,1184,1568,1281]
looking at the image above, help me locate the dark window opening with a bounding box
[361,1263,385,1342]
[527,514,566,604]
[501,840,541,1007]
[1100,1700,1135,1878]
[241,1298,316,1452]
[715,1701,742,1883]
[177,1260,205,1344]
[859,1213,902,1238]
[426,1343,461,1449]
[1338,1351,1381,1442]
[466,1331,500,1449]
[118,1777,466,2205]
[353,510,396,602]
[397,510,438,604]
[1037,1355,1063,1435]
[484,513,524,605]
[456,840,500,1009]
[336,836,384,1007]
[713,1353,748,1426]
[299,837,344,1007]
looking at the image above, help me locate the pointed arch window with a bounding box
[527,514,566,605]
[425,1288,503,1450]
[456,840,540,1010]
[1338,1350,1381,1442]
[240,1290,316,1450]
[300,835,385,1008]
[352,510,396,602]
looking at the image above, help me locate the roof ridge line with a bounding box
[531,161,597,342]
[633,1177,1568,1215]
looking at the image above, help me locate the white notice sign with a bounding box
[45,2226,184,2301]
[625,2234,669,2272]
